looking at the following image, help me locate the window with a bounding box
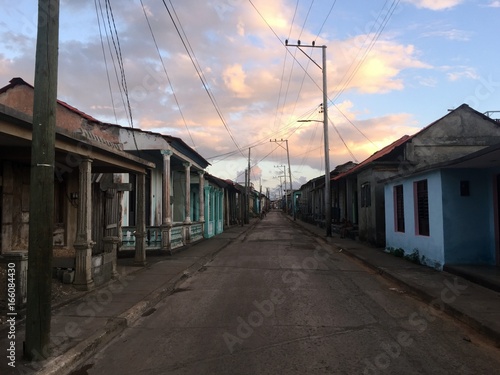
[460,180,470,196]
[361,182,371,208]
[394,185,405,232]
[414,180,429,236]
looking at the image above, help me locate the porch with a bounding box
[120,222,204,252]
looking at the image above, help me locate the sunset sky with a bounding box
[1,0,499,198]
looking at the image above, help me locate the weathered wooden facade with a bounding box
[0,78,154,289]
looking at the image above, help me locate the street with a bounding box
[74,211,500,374]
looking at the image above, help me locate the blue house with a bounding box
[385,142,500,269]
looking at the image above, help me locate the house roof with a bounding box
[0,77,210,169]
[1,77,101,123]
[404,103,500,142]
[445,141,500,169]
[165,135,210,169]
[330,103,500,182]
[332,135,410,181]
[0,103,155,174]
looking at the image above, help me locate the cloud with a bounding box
[222,64,253,98]
[402,0,464,10]
[487,1,500,7]
[421,28,472,41]
[0,0,445,190]
[334,37,431,95]
[440,65,479,81]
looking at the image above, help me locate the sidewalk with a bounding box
[1,220,258,375]
[287,214,500,349]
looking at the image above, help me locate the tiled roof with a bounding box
[332,135,410,180]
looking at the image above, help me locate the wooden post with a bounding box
[160,150,172,252]
[25,0,60,361]
[183,162,191,224]
[198,171,205,223]
[73,159,95,291]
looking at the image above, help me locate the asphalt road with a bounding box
[74,211,500,374]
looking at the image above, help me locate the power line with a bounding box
[161,0,244,157]
[94,0,118,124]
[332,0,400,103]
[139,0,196,148]
[103,0,134,128]
[207,105,320,162]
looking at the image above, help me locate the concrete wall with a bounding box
[385,170,445,269]
[441,168,497,265]
[357,168,399,247]
[407,106,500,169]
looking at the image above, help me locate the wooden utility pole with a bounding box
[24,0,60,361]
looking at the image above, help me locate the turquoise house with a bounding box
[204,174,225,238]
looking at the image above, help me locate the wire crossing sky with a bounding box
[0,0,498,194]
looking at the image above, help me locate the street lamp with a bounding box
[288,41,331,236]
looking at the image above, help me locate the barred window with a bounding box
[361,183,371,208]
[394,185,405,232]
[415,180,429,236]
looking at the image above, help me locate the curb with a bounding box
[40,317,127,375]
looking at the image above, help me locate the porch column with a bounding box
[198,171,205,223]
[183,162,191,224]
[74,159,94,291]
[134,172,147,266]
[161,150,172,252]
[220,190,224,232]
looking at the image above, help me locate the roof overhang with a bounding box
[0,105,155,174]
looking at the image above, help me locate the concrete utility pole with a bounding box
[274,164,287,212]
[245,147,251,224]
[25,0,60,360]
[271,139,294,219]
[286,40,331,236]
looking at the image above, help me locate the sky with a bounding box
[0,0,499,198]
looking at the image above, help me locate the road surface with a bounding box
[74,211,500,374]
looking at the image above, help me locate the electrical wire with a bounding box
[332,0,400,103]
[139,0,196,148]
[161,0,244,157]
[103,0,134,128]
[94,0,118,124]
